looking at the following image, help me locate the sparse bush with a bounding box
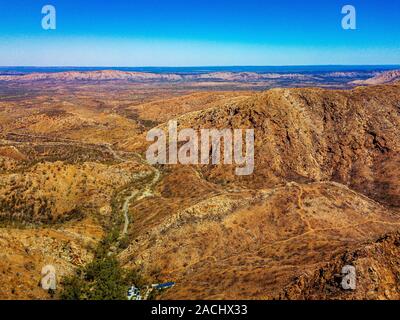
[118,236,130,250]
[60,254,127,300]
[60,235,144,300]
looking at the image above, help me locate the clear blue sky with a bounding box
[0,0,399,66]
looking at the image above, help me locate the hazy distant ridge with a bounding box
[0,69,384,83]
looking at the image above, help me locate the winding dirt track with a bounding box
[2,132,161,237]
[119,166,160,236]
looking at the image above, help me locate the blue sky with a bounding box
[0,0,399,66]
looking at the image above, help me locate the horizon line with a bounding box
[1,64,400,68]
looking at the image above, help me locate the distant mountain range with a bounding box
[352,70,400,85]
[0,69,399,88]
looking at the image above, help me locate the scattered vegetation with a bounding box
[60,230,145,300]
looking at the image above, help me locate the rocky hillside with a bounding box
[145,83,400,208]
[120,83,400,299]
[278,232,400,300]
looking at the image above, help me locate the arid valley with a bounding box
[0,68,399,300]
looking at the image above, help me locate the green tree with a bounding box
[60,254,135,300]
[60,228,146,300]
